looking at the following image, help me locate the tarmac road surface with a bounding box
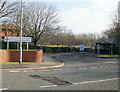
[1,53,119,91]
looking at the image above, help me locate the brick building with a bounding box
[0,24,18,37]
[0,24,18,41]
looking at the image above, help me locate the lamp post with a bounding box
[110,38,114,55]
[19,0,23,63]
[118,1,120,22]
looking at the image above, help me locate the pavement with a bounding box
[1,55,64,71]
[1,53,118,71]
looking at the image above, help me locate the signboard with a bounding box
[4,36,32,42]
[80,44,85,51]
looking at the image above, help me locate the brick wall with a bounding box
[0,50,42,62]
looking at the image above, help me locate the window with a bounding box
[2,29,6,32]
[8,29,12,32]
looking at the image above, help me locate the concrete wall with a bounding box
[0,50,42,62]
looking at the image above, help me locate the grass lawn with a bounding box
[0,62,40,65]
[96,55,120,58]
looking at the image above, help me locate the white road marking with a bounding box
[65,68,75,70]
[39,78,118,88]
[0,88,8,90]
[8,64,110,73]
[79,68,87,70]
[9,71,20,72]
[29,70,35,72]
[79,66,110,70]
[73,78,119,85]
[52,69,63,71]
[40,85,58,88]
[89,67,98,69]
[79,68,83,69]
[106,62,118,64]
[100,66,108,68]
[39,70,50,72]
[83,68,87,69]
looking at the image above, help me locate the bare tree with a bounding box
[0,0,18,19]
[104,16,120,54]
[75,33,97,46]
[23,2,59,46]
[37,25,76,46]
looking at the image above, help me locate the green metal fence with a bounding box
[0,41,79,53]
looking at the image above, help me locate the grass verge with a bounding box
[96,55,120,58]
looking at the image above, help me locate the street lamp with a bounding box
[109,38,114,55]
[19,0,23,63]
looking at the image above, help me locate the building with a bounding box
[0,24,18,37]
[0,24,18,41]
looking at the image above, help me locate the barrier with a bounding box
[0,50,42,62]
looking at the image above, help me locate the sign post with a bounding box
[27,42,29,50]
[7,42,9,50]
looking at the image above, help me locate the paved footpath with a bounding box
[1,55,64,71]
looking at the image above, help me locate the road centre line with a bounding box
[106,62,118,64]
[40,85,58,88]
[65,68,76,70]
[99,66,108,68]
[79,68,88,70]
[89,67,98,69]
[52,69,63,71]
[73,78,119,85]
[79,66,109,70]
[39,78,119,88]
[39,70,50,72]
[8,65,110,73]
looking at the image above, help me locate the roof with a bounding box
[0,24,17,29]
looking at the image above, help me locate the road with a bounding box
[1,53,119,90]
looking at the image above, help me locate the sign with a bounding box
[80,44,85,51]
[4,36,32,42]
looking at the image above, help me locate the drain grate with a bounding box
[30,75,72,85]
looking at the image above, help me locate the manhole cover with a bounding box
[30,75,72,85]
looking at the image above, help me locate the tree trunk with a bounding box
[34,40,37,46]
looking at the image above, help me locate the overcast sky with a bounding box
[51,0,119,34]
[11,0,120,34]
